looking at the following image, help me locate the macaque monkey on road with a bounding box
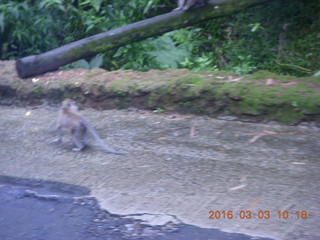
[55,99,127,155]
[173,0,207,11]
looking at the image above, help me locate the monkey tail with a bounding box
[81,119,127,155]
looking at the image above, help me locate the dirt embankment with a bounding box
[1,60,320,124]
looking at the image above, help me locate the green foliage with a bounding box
[61,54,104,70]
[0,1,61,58]
[111,27,218,72]
[153,107,165,113]
[112,33,192,71]
[0,0,319,77]
[0,0,162,59]
[200,0,320,76]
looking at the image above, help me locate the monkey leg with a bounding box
[82,128,89,145]
[54,126,63,144]
[71,127,86,151]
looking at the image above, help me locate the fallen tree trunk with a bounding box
[16,0,270,78]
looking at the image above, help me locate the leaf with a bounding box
[229,184,246,191]
[250,23,261,32]
[90,54,104,68]
[313,71,320,77]
[91,0,102,12]
[74,59,90,69]
[143,1,153,15]
[249,131,277,143]
[249,133,265,143]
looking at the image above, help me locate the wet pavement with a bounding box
[0,105,319,240]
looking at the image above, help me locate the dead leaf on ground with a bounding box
[292,162,306,165]
[265,78,275,86]
[190,126,196,138]
[263,130,277,135]
[196,143,211,147]
[229,184,246,191]
[226,76,243,82]
[217,146,231,151]
[246,197,262,211]
[281,81,298,87]
[249,133,265,143]
[169,115,192,121]
[155,137,166,141]
[249,130,277,143]
[279,131,305,136]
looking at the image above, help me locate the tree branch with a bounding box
[16,0,270,78]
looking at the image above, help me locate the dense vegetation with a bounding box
[0,0,319,76]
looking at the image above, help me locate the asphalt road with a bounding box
[0,106,319,240]
[0,176,274,240]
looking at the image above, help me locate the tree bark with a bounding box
[16,0,270,78]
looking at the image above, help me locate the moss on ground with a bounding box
[1,61,319,124]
